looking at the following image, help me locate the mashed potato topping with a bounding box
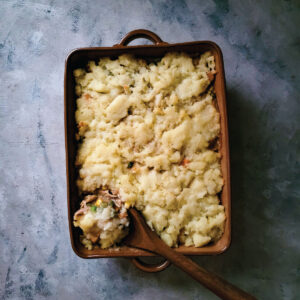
[73,52,225,248]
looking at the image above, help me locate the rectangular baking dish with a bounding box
[65,29,231,258]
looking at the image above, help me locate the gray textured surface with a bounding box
[0,0,299,299]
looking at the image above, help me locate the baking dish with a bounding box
[65,29,231,271]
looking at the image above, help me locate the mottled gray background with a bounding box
[0,0,299,299]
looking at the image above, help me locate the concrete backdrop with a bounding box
[0,0,299,299]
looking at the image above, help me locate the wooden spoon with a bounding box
[124,208,257,300]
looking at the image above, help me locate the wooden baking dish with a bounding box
[65,29,231,270]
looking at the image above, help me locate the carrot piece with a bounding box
[84,93,92,100]
[119,212,128,219]
[207,70,217,82]
[181,158,190,167]
[123,85,130,94]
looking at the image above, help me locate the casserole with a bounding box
[65,29,231,271]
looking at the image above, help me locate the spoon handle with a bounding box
[155,243,256,300]
[126,208,256,299]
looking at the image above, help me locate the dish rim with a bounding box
[64,32,231,258]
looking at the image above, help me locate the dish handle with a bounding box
[131,257,171,273]
[115,29,168,47]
